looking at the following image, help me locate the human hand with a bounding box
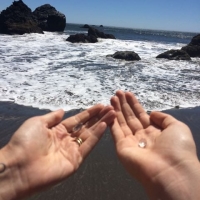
[110,90,200,200]
[0,104,115,200]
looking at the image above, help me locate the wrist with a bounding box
[0,145,27,200]
[144,158,200,200]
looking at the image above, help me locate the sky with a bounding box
[0,0,200,33]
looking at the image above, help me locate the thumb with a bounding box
[150,111,177,129]
[42,109,65,128]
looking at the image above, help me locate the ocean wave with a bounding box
[0,32,200,111]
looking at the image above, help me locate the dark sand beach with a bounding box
[0,102,200,200]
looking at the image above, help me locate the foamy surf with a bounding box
[0,29,199,111]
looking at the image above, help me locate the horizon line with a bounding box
[66,22,200,34]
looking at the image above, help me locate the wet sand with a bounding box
[0,102,199,200]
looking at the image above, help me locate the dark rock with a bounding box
[156,49,191,60]
[33,4,66,32]
[181,45,200,57]
[100,25,103,27]
[66,26,116,43]
[0,0,43,35]
[108,51,141,61]
[66,33,98,43]
[80,24,90,28]
[147,111,151,115]
[88,27,116,39]
[104,33,116,39]
[186,34,200,46]
[181,34,200,57]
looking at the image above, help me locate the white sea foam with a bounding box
[0,32,200,111]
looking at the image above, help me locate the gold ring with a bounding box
[74,137,83,146]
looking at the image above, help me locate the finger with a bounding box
[91,110,116,129]
[83,106,114,129]
[75,110,115,155]
[111,96,126,124]
[110,118,125,143]
[79,122,107,159]
[42,109,65,128]
[99,105,114,119]
[116,90,143,133]
[61,104,104,132]
[150,111,177,129]
[111,95,132,136]
[72,110,116,138]
[125,91,150,128]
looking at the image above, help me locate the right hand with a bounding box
[0,104,115,200]
[110,90,200,200]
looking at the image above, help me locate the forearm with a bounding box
[0,146,26,200]
[144,159,200,200]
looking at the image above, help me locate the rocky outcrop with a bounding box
[66,34,98,43]
[80,24,90,28]
[107,51,141,61]
[0,0,43,35]
[156,49,191,60]
[0,0,66,35]
[181,34,200,57]
[88,27,115,39]
[33,4,66,32]
[67,26,116,43]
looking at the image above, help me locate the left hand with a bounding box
[109,90,200,200]
[1,104,115,199]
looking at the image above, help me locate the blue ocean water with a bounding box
[0,23,199,111]
[65,23,197,44]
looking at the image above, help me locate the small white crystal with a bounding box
[138,138,147,148]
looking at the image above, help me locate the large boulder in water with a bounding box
[156,49,191,60]
[67,25,116,43]
[80,24,90,28]
[66,33,98,43]
[107,51,141,61]
[0,0,43,35]
[33,4,66,32]
[181,34,200,57]
[88,27,116,39]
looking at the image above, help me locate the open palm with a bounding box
[110,91,197,187]
[5,104,115,198]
